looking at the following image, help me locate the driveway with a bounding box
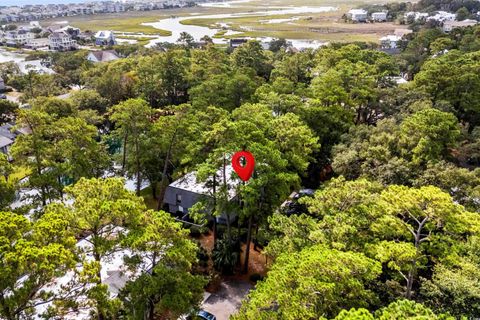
[202,279,253,320]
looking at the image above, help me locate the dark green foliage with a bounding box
[212,238,241,274]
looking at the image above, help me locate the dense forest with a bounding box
[1,16,480,320]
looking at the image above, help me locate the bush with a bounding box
[212,238,241,274]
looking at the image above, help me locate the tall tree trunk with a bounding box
[146,254,157,320]
[243,214,253,274]
[135,137,141,196]
[151,182,157,200]
[212,174,217,246]
[156,129,178,210]
[93,249,105,320]
[405,217,428,299]
[223,155,232,243]
[121,133,128,174]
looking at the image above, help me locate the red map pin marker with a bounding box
[232,150,255,182]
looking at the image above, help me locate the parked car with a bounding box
[190,310,216,320]
[0,94,7,99]
[282,189,315,216]
[180,310,216,320]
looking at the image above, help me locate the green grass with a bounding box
[139,185,159,210]
[44,14,172,35]
[9,166,30,182]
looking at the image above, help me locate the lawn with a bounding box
[8,165,30,182]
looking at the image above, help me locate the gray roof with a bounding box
[169,165,238,200]
[0,135,13,148]
[0,124,16,140]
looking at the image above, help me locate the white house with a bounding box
[48,31,77,51]
[4,30,34,46]
[404,11,429,22]
[25,38,50,50]
[372,11,388,22]
[348,9,368,22]
[427,11,456,22]
[443,19,478,32]
[380,35,401,49]
[86,50,120,63]
[94,30,116,46]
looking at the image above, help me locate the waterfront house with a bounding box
[48,31,77,51]
[94,30,116,46]
[347,9,368,22]
[86,50,120,63]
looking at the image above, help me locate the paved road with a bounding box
[202,280,253,320]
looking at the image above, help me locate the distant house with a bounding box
[404,11,429,22]
[4,30,34,46]
[94,30,116,46]
[86,50,120,63]
[58,25,81,37]
[229,38,248,49]
[394,28,413,38]
[427,11,456,22]
[25,37,49,50]
[0,136,14,158]
[0,124,21,160]
[163,165,238,224]
[347,9,368,22]
[380,35,401,49]
[48,31,77,51]
[443,19,478,32]
[372,11,388,22]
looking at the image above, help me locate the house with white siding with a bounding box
[347,9,368,22]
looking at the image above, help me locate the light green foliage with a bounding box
[110,98,153,195]
[421,236,480,317]
[230,40,272,79]
[311,45,398,124]
[121,210,206,319]
[84,58,137,105]
[233,245,381,320]
[69,89,109,114]
[414,161,480,210]
[0,154,15,209]
[374,299,453,319]
[135,50,190,107]
[303,177,382,251]
[413,50,480,128]
[332,108,462,185]
[0,210,76,320]
[12,98,110,205]
[399,108,460,164]
[50,177,146,319]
